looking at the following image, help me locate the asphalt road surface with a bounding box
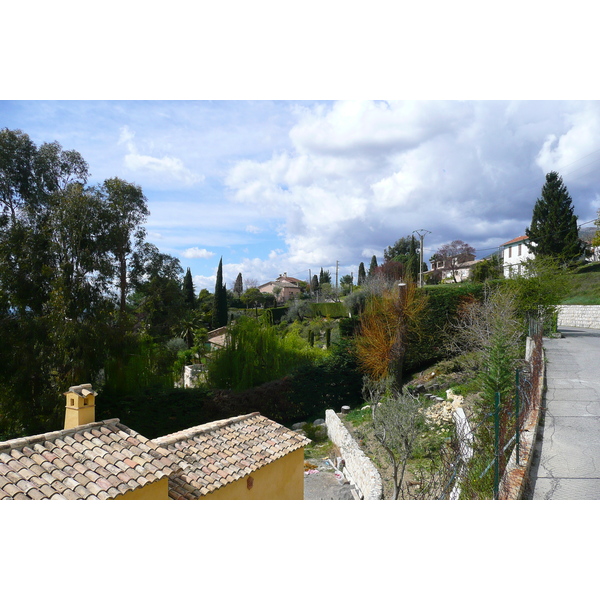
[526,327,600,500]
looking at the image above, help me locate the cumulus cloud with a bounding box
[181,247,215,259]
[119,126,203,187]
[226,100,600,269]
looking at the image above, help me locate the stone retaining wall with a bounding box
[557,305,600,329]
[325,409,383,500]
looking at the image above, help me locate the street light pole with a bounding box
[413,229,431,288]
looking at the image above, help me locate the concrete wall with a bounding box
[557,305,600,329]
[325,409,383,500]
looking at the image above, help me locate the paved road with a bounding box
[526,327,600,499]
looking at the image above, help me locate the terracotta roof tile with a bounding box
[153,412,309,499]
[0,419,177,500]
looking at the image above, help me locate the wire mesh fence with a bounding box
[433,326,544,500]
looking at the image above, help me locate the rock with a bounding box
[292,422,307,430]
[313,418,325,426]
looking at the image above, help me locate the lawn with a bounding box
[562,262,600,305]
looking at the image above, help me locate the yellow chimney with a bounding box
[64,384,97,429]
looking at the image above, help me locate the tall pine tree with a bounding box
[183,267,196,309]
[525,171,584,263]
[212,258,228,329]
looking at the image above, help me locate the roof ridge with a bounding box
[0,418,121,453]
[152,412,261,446]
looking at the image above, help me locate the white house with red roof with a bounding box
[501,235,534,277]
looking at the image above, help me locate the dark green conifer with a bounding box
[525,171,584,263]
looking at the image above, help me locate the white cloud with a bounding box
[118,126,204,187]
[181,247,215,259]
[226,100,600,269]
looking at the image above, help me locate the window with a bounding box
[508,246,512,258]
[518,244,522,256]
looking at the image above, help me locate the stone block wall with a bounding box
[325,409,383,500]
[557,305,600,329]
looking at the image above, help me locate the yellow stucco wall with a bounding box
[112,477,170,500]
[199,448,305,500]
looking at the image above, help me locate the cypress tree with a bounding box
[357,262,366,286]
[183,267,196,308]
[233,272,243,297]
[368,255,378,278]
[311,274,319,294]
[212,258,228,328]
[525,171,584,263]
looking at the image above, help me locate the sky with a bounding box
[3,99,600,294]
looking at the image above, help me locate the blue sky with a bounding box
[3,100,600,293]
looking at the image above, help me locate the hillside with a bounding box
[562,262,600,305]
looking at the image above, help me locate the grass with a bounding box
[562,262,600,305]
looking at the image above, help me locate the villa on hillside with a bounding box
[258,272,303,304]
[426,251,480,283]
[500,235,534,278]
[0,384,309,500]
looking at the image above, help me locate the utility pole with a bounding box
[309,269,312,297]
[335,260,339,300]
[413,229,431,288]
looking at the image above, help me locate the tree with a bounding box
[340,273,353,295]
[99,177,149,318]
[311,274,319,295]
[525,171,585,264]
[129,242,186,340]
[369,385,425,500]
[435,240,476,283]
[319,268,332,284]
[183,267,196,309]
[368,255,378,278]
[384,236,412,263]
[357,262,366,286]
[470,254,502,283]
[212,257,228,329]
[355,283,428,389]
[233,272,243,297]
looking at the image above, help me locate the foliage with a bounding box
[368,254,378,277]
[562,262,600,305]
[357,262,366,286]
[355,283,428,387]
[233,272,243,297]
[183,268,196,309]
[319,268,332,284]
[434,240,476,283]
[309,301,349,319]
[370,385,426,500]
[206,314,323,391]
[212,257,228,328]
[404,283,487,371]
[525,171,585,264]
[470,254,502,283]
[502,256,571,325]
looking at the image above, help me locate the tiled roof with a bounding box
[153,412,310,499]
[0,419,178,500]
[502,235,528,246]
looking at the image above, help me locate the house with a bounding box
[426,251,478,283]
[501,235,534,277]
[258,279,302,304]
[0,384,309,500]
[153,413,308,500]
[207,325,228,350]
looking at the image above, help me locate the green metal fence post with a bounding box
[515,368,520,466]
[494,391,500,500]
